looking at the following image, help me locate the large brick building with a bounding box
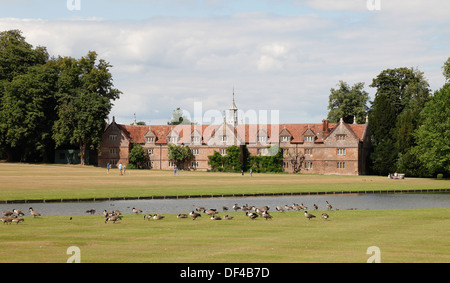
[99,97,370,175]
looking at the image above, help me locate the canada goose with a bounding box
[103,210,115,217]
[13,209,24,216]
[12,217,24,224]
[132,208,143,214]
[29,207,41,217]
[321,213,330,220]
[210,215,221,220]
[262,205,270,212]
[189,211,202,220]
[224,215,233,220]
[313,204,318,211]
[326,201,333,211]
[242,204,251,211]
[222,206,228,212]
[177,213,188,219]
[232,204,241,211]
[1,217,12,224]
[254,207,263,215]
[153,214,165,220]
[262,211,273,220]
[300,203,308,210]
[246,211,258,220]
[85,209,96,215]
[144,214,152,220]
[291,204,300,211]
[304,211,316,220]
[276,206,284,212]
[105,215,122,223]
[195,206,205,212]
[203,209,218,215]
[2,211,13,217]
[285,204,293,211]
[113,210,121,215]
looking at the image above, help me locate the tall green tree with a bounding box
[442,57,450,83]
[167,107,191,125]
[414,83,450,176]
[128,143,148,169]
[0,30,52,161]
[0,65,58,161]
[167,144,194,169]
[368,67,431,175]
[327,81,369,124]
[52,51,121,165]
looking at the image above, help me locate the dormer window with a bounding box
[109,135,118,142]
[168,137,178,143]
[146,137,154,143]
[258,136,266,142]
[281,136,290,142]
[221,136,228,142]
[305,136,314,142]
[192,137,201,143]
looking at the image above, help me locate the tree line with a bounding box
[0,30,121,165]
[327,60,450,177]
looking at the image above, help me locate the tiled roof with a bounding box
[114,121,367,145]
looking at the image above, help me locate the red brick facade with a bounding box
[99,117,370,175]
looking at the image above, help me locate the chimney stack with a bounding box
[322,117,329,132]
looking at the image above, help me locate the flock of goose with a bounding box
[1,201,335,224]
[1,207,40,224]
[98,200,334,224]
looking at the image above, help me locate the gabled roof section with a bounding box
[280,126,292,137]
[111,118,367,145]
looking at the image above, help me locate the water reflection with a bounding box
[2,193,450,217]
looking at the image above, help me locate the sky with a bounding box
[0,0,449,125]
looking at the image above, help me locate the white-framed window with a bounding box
[191,161,199,168]
[221,136,228,142]
[283,161,289,168]
[305,161,313,169]
[146,137,154,143]
[109,135,117,141]
[336,134,346,141]
[337,162,345,168]
[147,149,154,155]
[283,148,289,156]
[168,137,178,143]
[109,148,118,156]
[258,136,266,142]
[191,148,199,155]
[281,136,290,142]
[168,161,175,167]
[305,148,313,156]
[220,148,227,155]
[337,148,346,155]
[305,136,314,142]
[192,137,201,143]
[258,148,269,156]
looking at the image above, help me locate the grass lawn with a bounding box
[0,163,448,201]
[1,163,449,263]
[1,208,450,263]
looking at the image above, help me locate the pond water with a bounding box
[2,193,450,217]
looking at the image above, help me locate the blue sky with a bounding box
[0,0,314,19]
[0,0,449,125]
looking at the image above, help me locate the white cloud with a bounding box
[0,3,448,125]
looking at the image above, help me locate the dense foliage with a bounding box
[208,145,283,173]
[168,144,194,169]
[0,30,121,164]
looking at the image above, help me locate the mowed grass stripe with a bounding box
[1,208,450,263]
[0,163,448,201]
